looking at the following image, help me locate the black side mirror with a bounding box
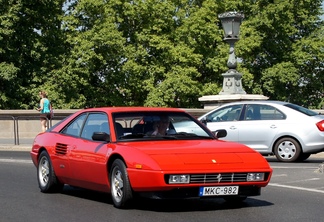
[214,129,227,139]
[200,117,207,125]
[92,132,110,142]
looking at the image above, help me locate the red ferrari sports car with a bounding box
[30,107,272,208]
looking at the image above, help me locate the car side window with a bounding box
[259,105,285,120]
[244,105,260,120]
[61,114,87,136]
[206,105,243,122]
[81,113,109,140]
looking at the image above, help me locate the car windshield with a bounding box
[284,103,320,116]
[112,111,213,141]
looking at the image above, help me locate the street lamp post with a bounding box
[218,11,246,95]
[198,11,268,108]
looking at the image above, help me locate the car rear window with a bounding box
[284,104,319,116]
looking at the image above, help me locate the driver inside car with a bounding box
[147,115,175,136]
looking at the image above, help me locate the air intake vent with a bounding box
[55,143,67,155]
[190,173,247,183]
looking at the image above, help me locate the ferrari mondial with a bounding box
[30,107,272,209]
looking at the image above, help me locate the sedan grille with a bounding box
[190,173,247,183]
[55,143,68,155]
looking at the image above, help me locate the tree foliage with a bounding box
[237,0,324,108]
[0,0,66,109]
[0,0,323,109]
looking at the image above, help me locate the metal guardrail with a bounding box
[3,115,70,145]
[0,110,76,145]
[0,115,16,144]
[14,116,65,145]
[15,116,51,145]
[0,109,208,145]
[1,108,323,145]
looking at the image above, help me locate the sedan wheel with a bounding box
[37,151,63,192]
[110,159,133,208]
[274,137,301,162]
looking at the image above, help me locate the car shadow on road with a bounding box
[61,185,111,204]
[61,185,273,212]
[133,198,273,212]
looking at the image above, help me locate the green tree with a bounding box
[237,0,324,108]
[0,0,66,109]
[60,0,227,108]
[61,0,324,108]
[1,0,323,109]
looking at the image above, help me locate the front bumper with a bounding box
[137,185,261,199]
[127,168,272,192]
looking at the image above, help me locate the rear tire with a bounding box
[37,151,63,192]
[110,159,133,208]
[274,137,301,162]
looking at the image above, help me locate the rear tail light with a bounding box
[316,120,324,131]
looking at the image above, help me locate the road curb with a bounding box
[0,145,31,151]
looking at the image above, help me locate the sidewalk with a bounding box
[0,144,31,151]
[0,138,33,151]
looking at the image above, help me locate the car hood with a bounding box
[120,140,271,171]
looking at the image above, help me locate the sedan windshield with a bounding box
[112,111,212,141]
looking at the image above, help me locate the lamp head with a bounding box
[218,11,244,40]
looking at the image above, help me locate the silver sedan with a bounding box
[199,100,324,162]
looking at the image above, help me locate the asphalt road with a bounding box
[1,150,324,222]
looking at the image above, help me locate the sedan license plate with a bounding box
[199,186,239,196]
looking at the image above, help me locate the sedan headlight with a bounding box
[168,175,190,184]
[247,173,265,181]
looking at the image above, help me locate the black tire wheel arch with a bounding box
[37,150,64,193]
[274,137,301,162]
[110,159,133,208]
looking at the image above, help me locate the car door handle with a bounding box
[270,125,277,129]
[229,126,237,130]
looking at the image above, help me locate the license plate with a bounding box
[199,186,239,196]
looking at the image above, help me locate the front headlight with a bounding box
[247,173,265,181]
[168,175,190,184]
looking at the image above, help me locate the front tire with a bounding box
[110,159,133,208]
[37,151,63,192]
[274,137,301,162]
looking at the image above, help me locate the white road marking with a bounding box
[283,178,321,184]
[271,174,287,177]
[269,183,324,194]
[0,158,32,164]
[271,166,318,169]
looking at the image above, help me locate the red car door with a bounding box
[62,112,112,192]
[69,139,111,192]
